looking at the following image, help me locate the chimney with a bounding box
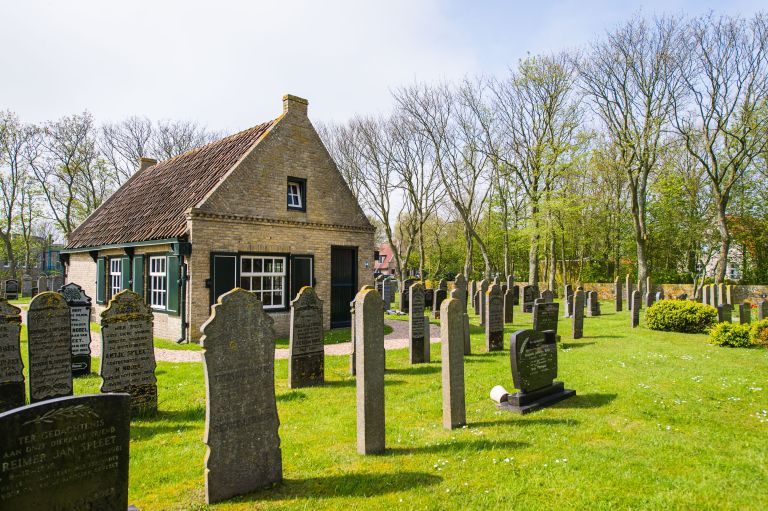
[282,94,308,117]
[139,157,157,172]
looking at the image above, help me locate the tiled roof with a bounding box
[65,120,275,249]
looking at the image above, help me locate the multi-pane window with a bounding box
[240,256,286,309]
[109,258,122,298]
[287,181,303,209]
[149,256,167,309]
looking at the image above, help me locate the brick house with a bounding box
[62,95,375,341]
[374,243,396,276]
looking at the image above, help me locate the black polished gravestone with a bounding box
[60,282,93,376]
[533,302,559,337]
[497,329,575,414]
[0,394,130,511]
[521,285,538,313]
[0,298,24,412]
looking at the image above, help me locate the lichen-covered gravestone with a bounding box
[60,282,93,376]
[201,289,282,504]
[28,292,72,403]
[0,394,131,510]
[356,288,385,455]
[499,329,575,414]
[100,290,157,416]
[288,287,324,388]
[615,278,623,312]
[37,276,48,293]
[0,298,24,412]
[485,283,504,351]
[572,291,584,339]
[631,291,641,328]
[441,293,465,429]
[409,282,427,364]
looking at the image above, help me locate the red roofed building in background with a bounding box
[374,243,396,276]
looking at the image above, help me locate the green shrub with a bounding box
[751,319,768,347]
[645,300,717,333]
[709,322,752,348]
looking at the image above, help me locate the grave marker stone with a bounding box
[510,284,520,306]
[655,291,664,302]
[355,288,385,454]
[433,288,447,319]
[27,292,72,403]
[498,329,575,414]
[739,302,751,325]
[440,294,465,429]
[485,283,503,351]
[409,283,426,364]
[478,279,489,326]
[503,287,514,324]
[349,299,356,375]
[711,285,719,308]
[400,278,416,312]
[572,290,584,339]
[541,289,554,303]
[288,287,324,388]
[0,298,23,412]
[533,301,559,336]
[51,274,64,292]
[631,291,641,328]
[60,282,92,377]
[625,274,632,305]
[22,274,32,297]
[615,278,623,312]
[644,291,654,308]
[587,291,601,317]
[37,275,48,293]
[3,279,18,299]
[423,316,431,362]
[382,277,395,308]
[100,290,157,416]
[759,300,768,321]
[454,274,471,356]
[0,394,130,510]
[717,304,732,323]
[718,283,727,306]
[424,288,434,309]
[469,280,477,314]
[726,285,734,305]
[521,285,536,313]
[201,289,282,503]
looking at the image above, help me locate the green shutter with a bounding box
[132,255,145,297]
[121,256,131,290]
[167,255,180,315]
[96,257,106,304]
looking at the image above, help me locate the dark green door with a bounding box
[330,247,356,328]
[211,254,237,306]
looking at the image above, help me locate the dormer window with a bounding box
[287,177,306,211]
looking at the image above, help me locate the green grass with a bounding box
[21,301,768,509]
[275,325,394,349]
[9,296,31,306]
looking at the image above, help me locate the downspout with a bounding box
[177,260,188,344]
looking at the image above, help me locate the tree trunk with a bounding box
[548,235,556,292]
[715,198,729,284]
[463,227,473,278]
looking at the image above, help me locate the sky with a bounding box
[1,0,765,134]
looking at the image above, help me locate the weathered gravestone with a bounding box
[726,285,734,306]
[400,278,416,312]
[288,287,324,388]
[37,275,48,293]
[572,290,584,339]
[382,277,395,308]
[739,302,751,325]
[469,280,477,314]
[541,289,554,303]
[0,394,130,510]
[473,289,481,316]
[201,288,282,503]
[100,290,157,416]
[510,284,520,306]
[498,329,575,414]
[349,299,357,375]
[433,288,447,319]
[521,285,537,313]
[22,274,32,297]
[587,291,601,317]
[28,292,72,403]
[478,279,489,326]
[51,274,64,292]
[0,298,23,412]
[485,283,504,351]
[759,300,768,321]
[441,293,465,429]
[503,287,514,324]
[424,288,434,310]
[563,284,574,318]
[631,290,641,328]
[454,274,471,356]
[355,288,385,455]
[711,285,719,308]
[423,316,431,362]
[615,278,623,312]
[3,279,19,299]
[644,291,654,308]
[533,301,560,337]
[409,283,427,364]
[718,304,732,323]
[60,282,93,377]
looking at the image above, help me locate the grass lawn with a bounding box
[275,325,394,349]
[20,301,768,509]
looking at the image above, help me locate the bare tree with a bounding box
[579,15,685,294]
[100,116,153,185]
[672,13,768,283]
[151,120,221,160]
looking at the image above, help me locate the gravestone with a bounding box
[22,274,32,297]
[100,290,157,416]
[503,287,514,324]
[521,285,536,313]
[739,302,751,325]
[0,394,130,510]
[631,290,641,328]
[440,294,465,429]
[510,284,520,306]
[0,298,24,412]
[469,280,477,314]
[719,283,727,306]
[572,290,584,339]
[759,300,768,321]
[533,301,559,336]
[644,292,654,308]
[701,285,709,305]
[472,289,480,316]
[485,283,503,351]
[37,275,48,293]
[694,286,702,303]
[355,288,385,454]
[541,289,554,303]
[288,287,324,388]
[409,283,426,364]
[564,292,574,318]
[433,288,447,319]
[498,329,575,414]
[478,279,489,326]
[424,288,434,309]
[507,275,515,290]
[711,285,719,308]
[655,289,665,302]
[625,274,632,305]
[454,274,471,356]
[717,304,732,323]
[615,278,623,312]
[726,285,734,305]
[51,274,64,292]
[60,282,92,377]
[423,316,431,362]
[201,289,282,503]
[349,299,356,375]
[27,292,72,403]
[400,278,416,312]
[3,279,19,299]
[382,277,395,308]
[587,291,601,317]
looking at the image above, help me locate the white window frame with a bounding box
[240,255,287,309]
[149,256,167,310]
[287,181,303,209]
[109,258,122,298]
